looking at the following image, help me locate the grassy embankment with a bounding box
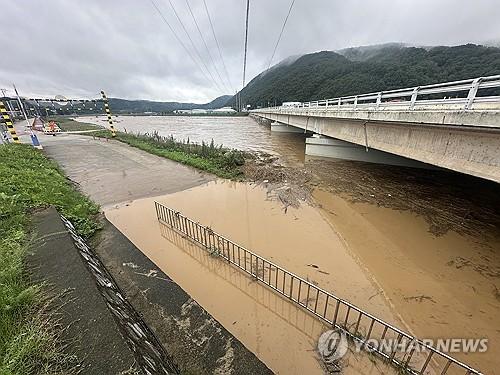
[49,117,106,132]
[57,118,246,179]
[0,144,100,374]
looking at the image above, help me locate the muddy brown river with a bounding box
[77,115,307,165]
[78,115,500,374]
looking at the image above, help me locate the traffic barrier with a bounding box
[0,101,20,143]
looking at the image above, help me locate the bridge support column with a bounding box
[305,134,433,168]
[270,121,303,133]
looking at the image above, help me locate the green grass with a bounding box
[48,117,103,132]
[94,129,246,179]
[0,144,100,374]
[52,117,247,179]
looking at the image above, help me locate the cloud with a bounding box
[1,0,499,102]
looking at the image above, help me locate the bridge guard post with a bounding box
[100,90,116,137]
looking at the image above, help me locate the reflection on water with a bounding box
[105,183,400,374]
[159,222,397,375]
[159,223,324,340]
[77,115,307,164]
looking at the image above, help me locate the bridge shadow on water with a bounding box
[304,156,500,239]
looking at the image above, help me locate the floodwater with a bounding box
[76,115,307,165]
[79,115,500,374]
[105,181,399,375]
[313,192,500,374]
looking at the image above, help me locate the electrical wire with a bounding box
[202,0,234,93]
[266,0,296,71]
[149,0,214,87]
[184,0,230,93]
[165,0,224,93]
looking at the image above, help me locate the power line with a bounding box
[202,0,234,93]
[184,0,230,93]
[149,0,214,87]
[165,0,224,93]
[266,0,296,71]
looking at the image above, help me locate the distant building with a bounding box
[191,109,208,114]
[213,107,237,113]
[173,109,209,114]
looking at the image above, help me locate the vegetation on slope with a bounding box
[49,117,106,132]
[99,131,246,179]
[0,144,100,374]
[57,117,247,179]
[232,44,500,107]
[55,117,246,179]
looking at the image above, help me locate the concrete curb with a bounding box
[27,207,137,374]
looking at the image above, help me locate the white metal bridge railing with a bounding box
[252,75,500,112]
[155,201,483,375]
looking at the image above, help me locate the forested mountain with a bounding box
[337,42,410,62]
[230,44,500,108]
[108,95,232,113]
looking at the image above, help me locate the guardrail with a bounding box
[252,75,500,112]
[155,201,483,375]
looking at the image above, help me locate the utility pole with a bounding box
[241,0,250,112]
[13,84,32,130]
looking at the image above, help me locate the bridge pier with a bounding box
[270,121,303,133]
[305,134,435,168]
[253,112,500,182]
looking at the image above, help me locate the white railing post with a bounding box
[465,77,482,110]
[376,92,382,109]
[410,87,419,110]
[259,75,499,114]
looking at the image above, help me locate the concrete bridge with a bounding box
[251,75,500,183]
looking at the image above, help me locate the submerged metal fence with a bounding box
[155,201,483,375]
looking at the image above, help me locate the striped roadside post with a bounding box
[100,90,116,137]
[0,101,20,143]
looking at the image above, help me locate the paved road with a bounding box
[40,133,211,207]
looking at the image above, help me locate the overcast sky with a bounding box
[1,0,499,103]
